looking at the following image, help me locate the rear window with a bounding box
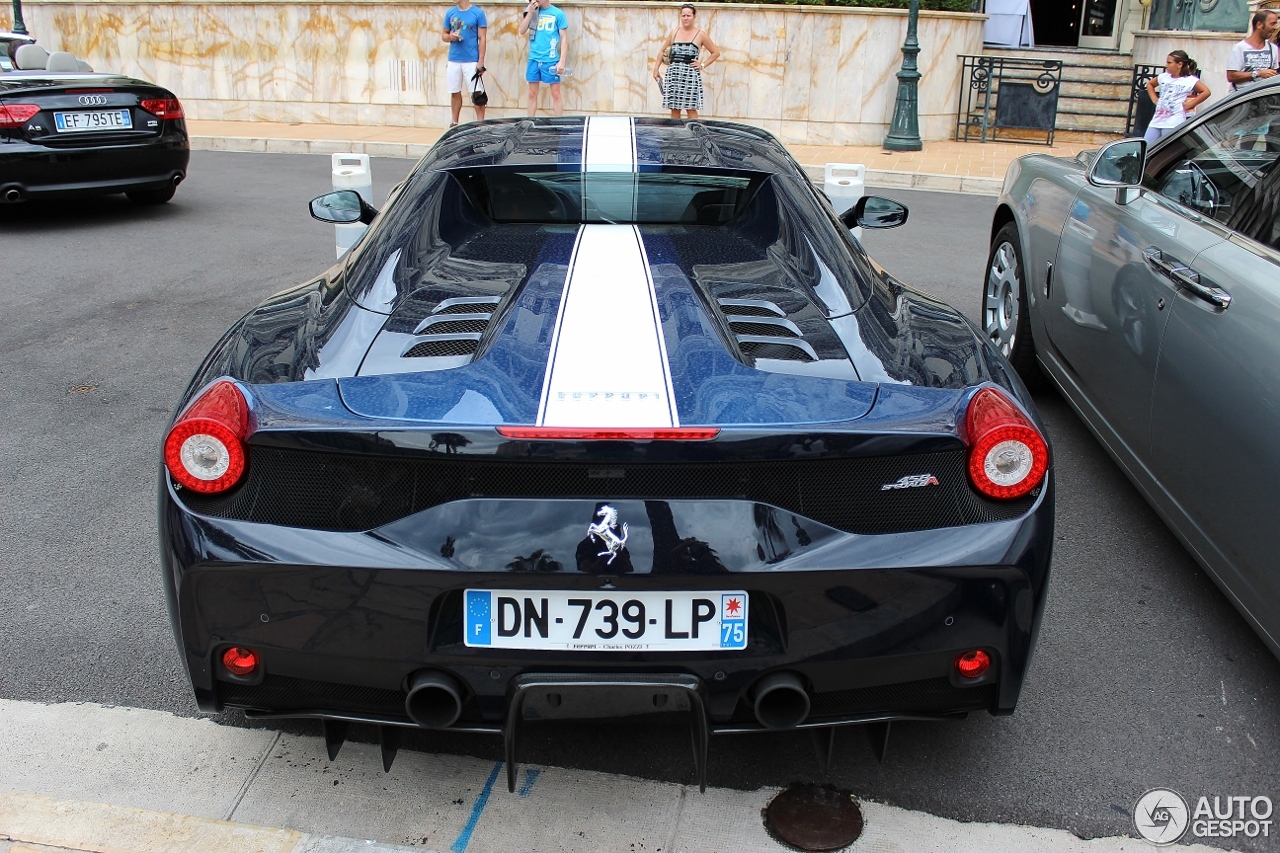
[445,166,769,225]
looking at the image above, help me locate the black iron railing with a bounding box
[956,55,1063,146]
[1126,64,1162,137]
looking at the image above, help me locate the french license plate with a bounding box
[53,109,132,132]
[463,589,748,651]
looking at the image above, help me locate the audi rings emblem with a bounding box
[77,95,108,106]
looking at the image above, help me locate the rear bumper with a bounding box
[0,128,189,199]
[159,476,1054,730]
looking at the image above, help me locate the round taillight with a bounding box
[221,646,259,677]
[955,649,991,679]
[164,380,250,494]
[964,387,1048,500]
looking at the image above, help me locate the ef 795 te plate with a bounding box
[464,589,748,651]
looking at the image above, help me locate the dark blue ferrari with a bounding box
[159,117,1053,790]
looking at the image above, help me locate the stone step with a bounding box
[963,125,1120,146]
[1060,66,1138,84]
[983,46,1135,69]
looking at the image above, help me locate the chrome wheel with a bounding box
[984,239,1020,357]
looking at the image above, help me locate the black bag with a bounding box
[470,70,488,107]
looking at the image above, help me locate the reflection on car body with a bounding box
[161,117,1054,791]
[985,78,1280,661]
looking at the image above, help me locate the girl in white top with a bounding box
[1144,51,1211,145]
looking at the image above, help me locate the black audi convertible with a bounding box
[159,117,1053,790]
[0,44,188,204]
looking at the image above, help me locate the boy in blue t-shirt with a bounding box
[443,0,488,125]
[517,0,568,116]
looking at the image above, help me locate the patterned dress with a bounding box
[663,41,703,111]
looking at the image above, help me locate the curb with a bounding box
[0,793,432,853]
[187,135,1003,197]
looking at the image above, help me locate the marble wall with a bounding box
[21,1,984,144]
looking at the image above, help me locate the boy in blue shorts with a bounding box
[517,0,568,116]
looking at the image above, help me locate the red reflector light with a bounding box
[496,426,721,440]
[0,104,40,128]
[139,97,184,119]
[221,646,259,677]
[964,387,1048,500]
[955,649,991,679]
[163,380,251,494]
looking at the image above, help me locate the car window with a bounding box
[447,166,768,225]
[1145,93,1280,249]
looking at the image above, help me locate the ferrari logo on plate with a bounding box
[586,504,629,565]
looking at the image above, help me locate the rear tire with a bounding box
[983,222,1044,392]
[127,185,176,205]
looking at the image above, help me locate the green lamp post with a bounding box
[883,0,922,152]
[10,0,28,34]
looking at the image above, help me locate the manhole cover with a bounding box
[763,783,864,852]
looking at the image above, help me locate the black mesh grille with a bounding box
[733,677,997,722]
[434,302,498,315]
[740,340,814,362]
[729,321,800,338]
[404,338,480,358]
[220,674,407,715]
[722,305,783,318]
[418,318,489,335]
[218,674,485,723]
[181,446,1036,533]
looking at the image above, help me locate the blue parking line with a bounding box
[450,761,503,853]
[517,768,541,797]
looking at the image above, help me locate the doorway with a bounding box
[1029,0,1121,48]
[1029,0,1079,46]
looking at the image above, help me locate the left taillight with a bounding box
[0,104,40,128]
[964,386,1048,500]
[139,97,184,120]
[164,380,250,494]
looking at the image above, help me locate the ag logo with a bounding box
[1134,788,1189,845]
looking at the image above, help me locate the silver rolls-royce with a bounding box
[985,77,1280,659]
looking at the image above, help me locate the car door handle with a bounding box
[1142,247,1182,277]
[1143,248,1231,309]
[1170,267,1232,309]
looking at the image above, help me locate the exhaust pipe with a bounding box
[405,669,466,729]
[4,188,22,203]
[173,174,183,186]
[752,671,810,729]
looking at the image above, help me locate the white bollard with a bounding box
[823,163,866,241]
[332,153,373,259]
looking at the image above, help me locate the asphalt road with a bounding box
[1,152,1277,851]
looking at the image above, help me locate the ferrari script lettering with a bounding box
[881,474,940,490]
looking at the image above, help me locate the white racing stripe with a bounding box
[539,225,676,427]
[583,115,636,171]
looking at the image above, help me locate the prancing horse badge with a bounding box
[587,505,629,564]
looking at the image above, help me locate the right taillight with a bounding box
[139,97,184,119]
[0,104,40,128]
[964,386,1048,500]
[163,380,250,494]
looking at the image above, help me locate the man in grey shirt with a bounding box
[1227,9,1279,91]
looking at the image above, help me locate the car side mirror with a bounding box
[309,190,379,225]
[1088,138,1146,204]
[842,195,908,230]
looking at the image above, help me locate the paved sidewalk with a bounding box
[185,119,1092,196]
[0,700,1234,853]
